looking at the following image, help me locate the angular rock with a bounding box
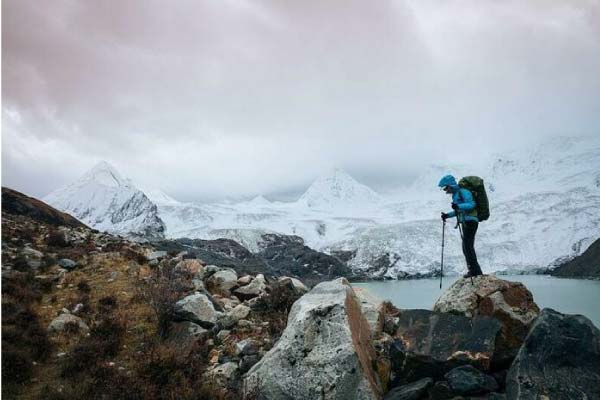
[204,361,239,389]
[384,378,433,400]
[240,354,259,373]
[237,275,253,286]
[58,258,78,271]
[146,250,167,261]
[234,273,266,301]
[444,365,498,396]
[48,313,89,334]
[506,308,600,399]
[165,321,209,359]
[390,309,501,384]
[353,286,384,336]
[206,269,238,296]
[174,259,204,277]
[244,278,382,400]
[277,276,308,293]
[433,275,539,365]
[219,304,251,329]
[174,293,221,328]
[235,339,257,356]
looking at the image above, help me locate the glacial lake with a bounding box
[354,275,600,328]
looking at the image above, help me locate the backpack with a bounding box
[458,176,490,221]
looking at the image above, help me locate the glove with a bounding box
[441,212,449,221]
[451,203,459,211]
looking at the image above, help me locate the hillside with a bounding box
[551,238,600,279]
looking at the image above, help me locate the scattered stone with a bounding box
[22,247,44,259]
[204,362,239,389]
[175,259,204,276]
[277,276,308,293]
[235,339,257,356]
[206,269,238,296]
[107,271,118,282]
[506,308,600,399]
[72,303,84,314]
[234,273,266,300]
[219,304,251,329]
[433,275,539,365]
[174,293,221,328]
[444,365,498,396]
[58,258,78,270]
[237,275,253,286]
[146,251,167,261]
[192,277,206,292]
[390,309,501,384]
[244,278,382,400]
[48,313,90,334]
[384,378,433,400]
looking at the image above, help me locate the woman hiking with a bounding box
[438,174,484,278]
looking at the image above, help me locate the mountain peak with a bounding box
[299,168,382,209]
[79,161,127,188]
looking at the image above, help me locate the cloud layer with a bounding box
[3,0,600,201]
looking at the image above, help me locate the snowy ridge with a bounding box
[44,162,165,239]
[44,136,600,277]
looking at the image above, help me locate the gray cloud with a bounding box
[3,0,600,201]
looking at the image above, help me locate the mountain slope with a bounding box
[44,161,165,239]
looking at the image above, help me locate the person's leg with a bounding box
[463,221,483,275]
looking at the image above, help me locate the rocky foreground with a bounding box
[2,188,600,399]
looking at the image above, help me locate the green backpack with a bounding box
[458,176,490,222]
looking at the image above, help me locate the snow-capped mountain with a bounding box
[298,168,383,211]
[43,136,600,278]
[44,161,165,239]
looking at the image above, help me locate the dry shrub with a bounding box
[141,264,193,337]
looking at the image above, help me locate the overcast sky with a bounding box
[3,0,600,202]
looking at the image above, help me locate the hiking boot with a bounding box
[463,272,475,279]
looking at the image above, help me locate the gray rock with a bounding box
[58,258,78,270]
[353,286,384,336]
[22,247,43,258]
[147,251,167,261]
[244,278,382,400]
[174,293,221,328]
[433,275,539,365]
[235,339,257,356]
[277,276,308,293]
[234,273,266,300]
[444,365,498,395]
[216,330,231,342]
[206,269,238,296]
[384,378,433,400]
[390,309,501,385]
[204,362,239,389]
[506,308,600,399]
[219,304,251,329]
[48,313,89,334]
[239,354,259,373]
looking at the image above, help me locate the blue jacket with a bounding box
[447,185,478,223]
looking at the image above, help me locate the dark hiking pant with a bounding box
[461,220,483,276]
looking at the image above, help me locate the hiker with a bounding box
[438,174,483,278]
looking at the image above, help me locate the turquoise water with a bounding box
[354,275,600,328]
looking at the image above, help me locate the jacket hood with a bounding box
[438,174,457,188]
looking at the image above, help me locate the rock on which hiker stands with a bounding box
[506,308,600,399]
[48,313,90,334]
[353,286,384,336]
[390,309,501,384]
[206,269,238,296]
[244,278,382,400]
[444,365,498,396]
[174,293,221,328]
[384,378,433,400]
[433,275,539,365]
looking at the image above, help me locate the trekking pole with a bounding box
[440,219,446,289]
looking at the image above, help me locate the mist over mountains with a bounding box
[44,136,600,278]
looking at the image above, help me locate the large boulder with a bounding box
[353,287,384,337]
[390,309,501,385]
[48,313,90,334]
[444,365,498,396]
[506,308,600,399]
[174,293,221,328]
[244,278,382,400]
[433,275,539,365]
